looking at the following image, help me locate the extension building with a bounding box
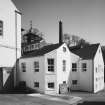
[70,44,104,93]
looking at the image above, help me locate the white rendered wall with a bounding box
[93,45,104,93]
[70,52,80,90]
[19,56,45,93]
[44,50,57,94]
[79,60,93,92]
[0,0,21,67]
[57,43,71,94]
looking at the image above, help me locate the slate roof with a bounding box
[21,43,62,58]
[70,43,100,60]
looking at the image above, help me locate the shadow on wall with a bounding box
[0,67,14,93]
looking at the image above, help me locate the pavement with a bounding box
[28,93,83,105]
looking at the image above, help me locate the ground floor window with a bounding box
[72,80,77,85]
[48,82,54,88]
[34,82,39,88]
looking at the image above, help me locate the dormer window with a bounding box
[63,47,66,52]
[0,21,3,36]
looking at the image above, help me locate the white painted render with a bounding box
[0,0,21,67]
[19,56,45,93]
[79,59,93,92]
[93,45,104,93]
[56,44,71,94]
[70,45,104,93]
[44,49,57,94]
[18,43,71,94]
[70,52,80,90]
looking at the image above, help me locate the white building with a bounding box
[18,43,71,94]
[0,0,21,90]
[70,44,104,93]
[0,0,21,67]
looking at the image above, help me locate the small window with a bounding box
[48,59,54,72]
[21,63,26,72]
[96,78,98,82]
[31,44,34,49]
[34,82,39,88]
[34,61,39,72]
[72,80,77,85]
[63,47,66,52]
[0,21,3,36]
[48,82,54,88]
[63,81,66,84]
[72,63,77,72]
[82,63,87,71]
[96,67,97,72]
[63,60,66,71]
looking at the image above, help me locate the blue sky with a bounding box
[12,0,105,45]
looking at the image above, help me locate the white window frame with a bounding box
[63,47,66,52]
[34,61,39,72]
[0,20,3,36]
[72,63,77,72]
[63,60,66,71]
[21,62,26,72]
[82,63,87,72]
[48,82,55,89]
[48,59,54,72]
[72,80,77,85]
[34,82,39,88]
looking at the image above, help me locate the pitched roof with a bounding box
[21,43,62,58]
[70,44,100,59]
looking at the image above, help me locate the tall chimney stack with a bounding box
[59,20,63,44]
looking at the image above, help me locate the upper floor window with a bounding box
[72,63,77,72]
[48,82,54,89]
[63,60,66,71]
[96,67,98,73]
[48,59,54,72]
[21,62,26,72]
[63,47,66,52]
[34,61,39,72]
[82,63,87,72]
[0,21,3,36]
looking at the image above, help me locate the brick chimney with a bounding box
[59,20,63,44]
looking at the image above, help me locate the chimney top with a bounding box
[59,20,63,44]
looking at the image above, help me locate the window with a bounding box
[72,80,77,85]
[72,63,77,72]
[63,47,66,52]
[63,81,66,84]
[96,78,98,82]
[34,61,39,72]
[63,60,66,71]
[0,21,3,36]
[21,63,26,72]
[48,59,54,72]
[96,67,98,73]
[48,82,54,88]
[34,82,39,88]
[24,36,27,43]
[82,63,87,71]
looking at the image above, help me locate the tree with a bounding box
[63,33,90,47]
[63,34,80,46]
[77,38,90,47]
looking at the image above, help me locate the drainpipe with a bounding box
[14,10,22,88]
